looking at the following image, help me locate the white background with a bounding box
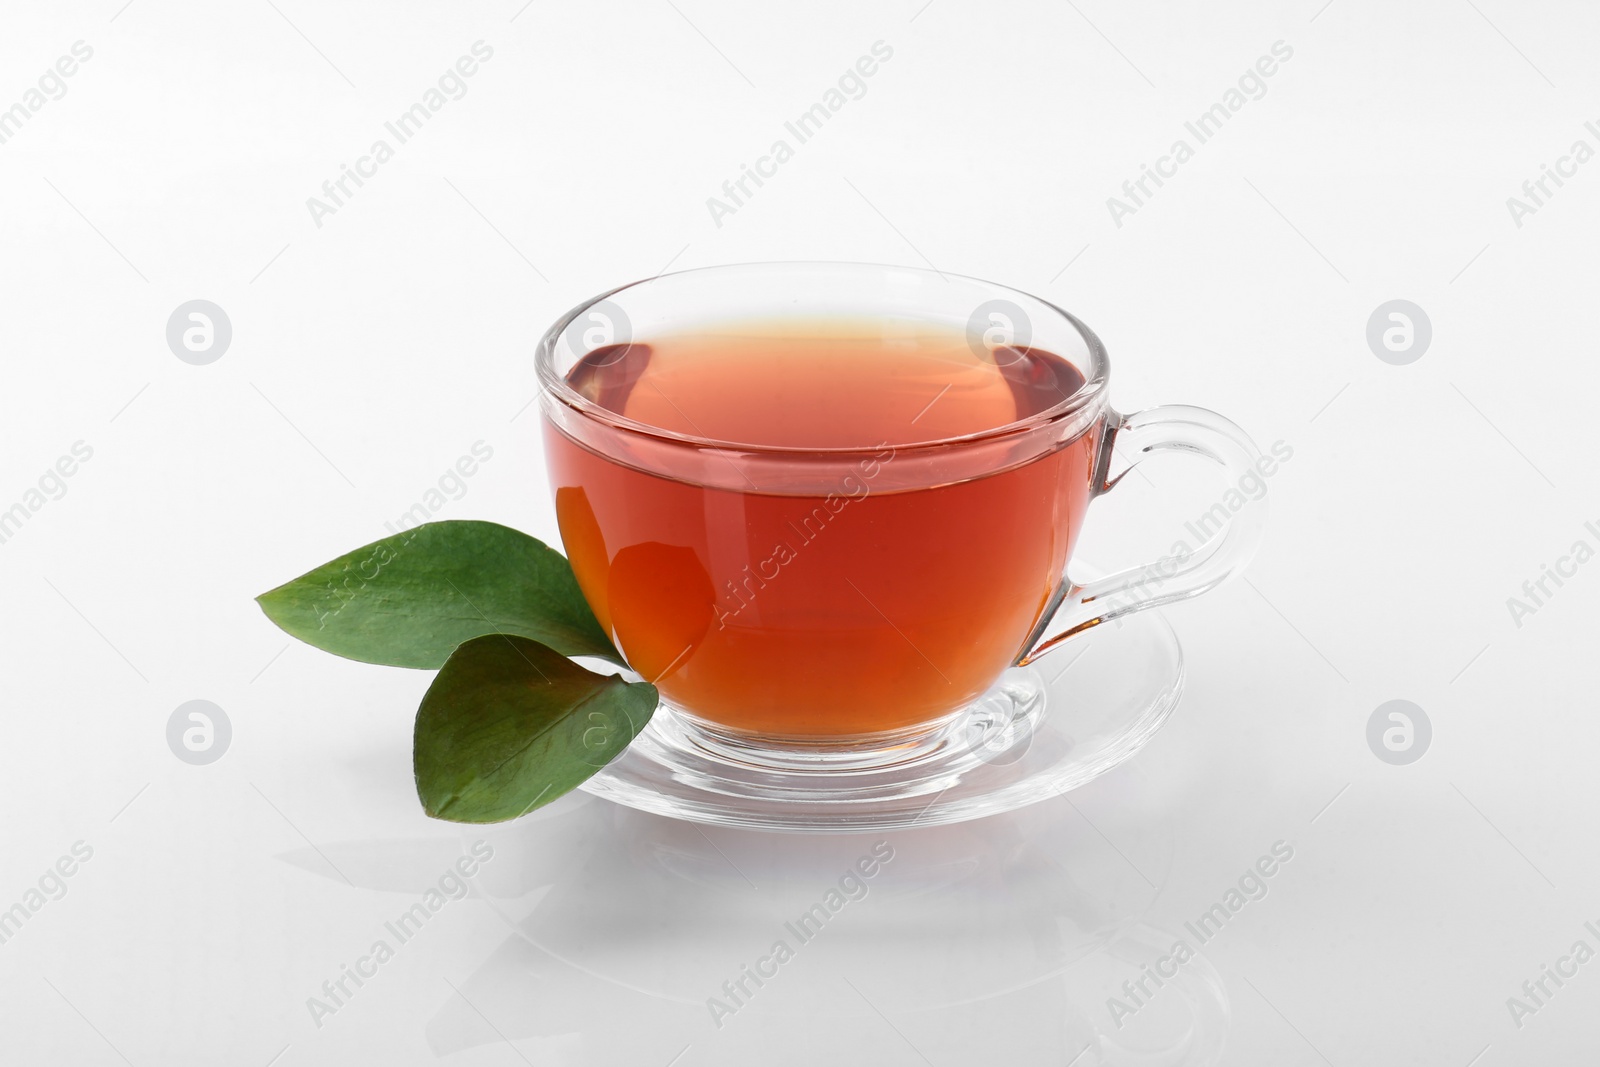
[3,0,1597,1063]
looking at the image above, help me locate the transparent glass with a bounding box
[537,262,1264,810]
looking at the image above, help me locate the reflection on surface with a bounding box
[280,766,1228,1064]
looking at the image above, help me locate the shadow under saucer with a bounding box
[417,762,1227,1065]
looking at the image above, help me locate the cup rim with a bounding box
[536,260,1111,456]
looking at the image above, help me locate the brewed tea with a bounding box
[544,322,1098,739]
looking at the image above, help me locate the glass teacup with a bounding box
[538,263,1263,769]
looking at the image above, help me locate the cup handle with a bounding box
[1017,404,1267,665]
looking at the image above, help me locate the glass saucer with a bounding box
[581,609,1183,833]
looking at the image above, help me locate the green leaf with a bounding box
[413,634,658,822]
[255,520,620,669]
